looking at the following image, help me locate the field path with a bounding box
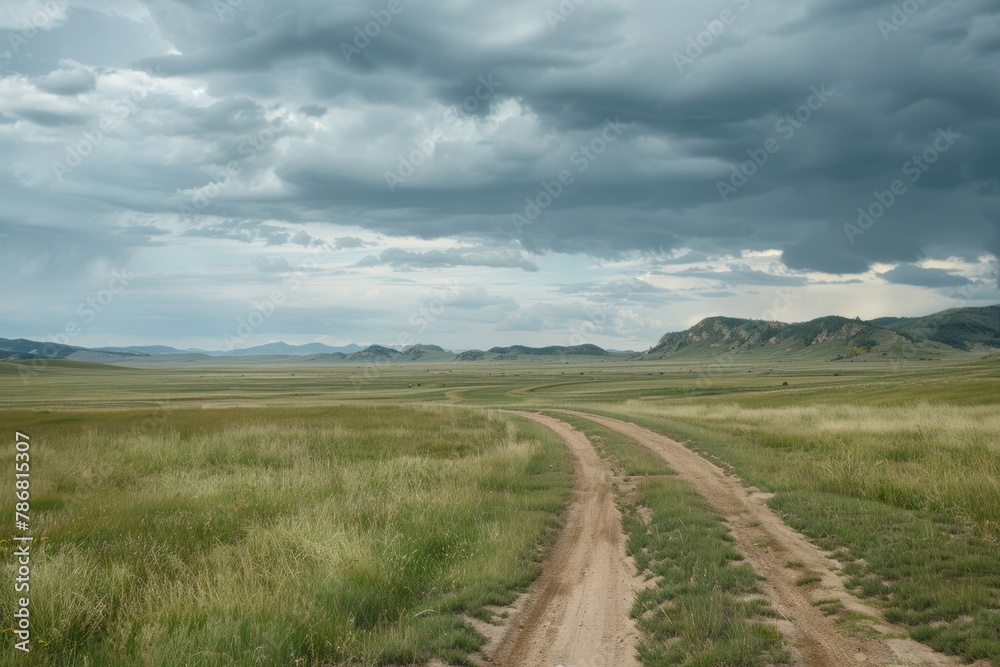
[490,411,642,667]
[559,410,970,667]
[442,386,494,401]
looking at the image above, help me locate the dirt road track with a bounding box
[443,386,494,401]
[489,411,642,667]
[558,410,973,667]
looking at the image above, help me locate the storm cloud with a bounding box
[1,0,997,349]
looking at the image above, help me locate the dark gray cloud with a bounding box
[0,217,134,283]
[334,236,371,249]
[358,247,538,272]
[443,286,518,311]
[251,255,290,273]
[288,230,314,246]
[497,302,595,332]
[669,264,807,287]
[1,0,998,347]
[183,221,292,245]
[879,264,973,288]
[299,103,327,117]
[121,0,997,277]
[36,63,97,95]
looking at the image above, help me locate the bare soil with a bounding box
[486,411,644,667]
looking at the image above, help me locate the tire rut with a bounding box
[488,411,642,667]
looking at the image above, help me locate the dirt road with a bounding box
[442,386,494,401]
[558,410,970,667]
[490,411,642,667]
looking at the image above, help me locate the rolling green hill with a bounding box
[644,306,1000,361]
[485,344,609,359]
[870,304,1000,351]
[0,337,148,363]
[401,344,456,362]
[646,315,907,360]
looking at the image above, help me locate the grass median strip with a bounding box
[548,412,790,666]
[0,405,573,666]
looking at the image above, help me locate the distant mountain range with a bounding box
[0,337,615,365]
[868,305,1000,351]
[95,342,364,356]
[2,304,997,366]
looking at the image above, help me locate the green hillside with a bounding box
[870,304,1000,351]
[647,315,909,360]
[486,344,608,359]
[643,311,980,362]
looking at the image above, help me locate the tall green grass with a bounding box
[0,406,573,666]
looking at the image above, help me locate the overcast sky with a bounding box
[1,0,998,351]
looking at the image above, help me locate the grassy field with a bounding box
[0,405,572,665]
[2,352,998,663]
